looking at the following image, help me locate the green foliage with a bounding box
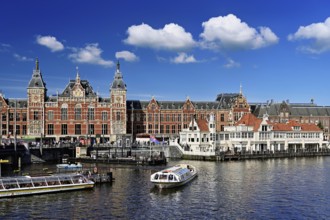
[317,121,324,130]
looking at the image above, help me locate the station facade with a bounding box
[0,59,329,144]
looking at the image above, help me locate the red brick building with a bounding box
[0,59,250,144]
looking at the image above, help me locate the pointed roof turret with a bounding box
[110,61,126,90]
[75,66,81,84]
[28,58,45,88]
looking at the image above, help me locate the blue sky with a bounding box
[1,0,330,105]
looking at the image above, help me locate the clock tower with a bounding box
[27,58,46,136]
[110,61,127,141]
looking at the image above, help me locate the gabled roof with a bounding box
[196,119,209,132]
[60,80,97,98]
[235,113,262,131]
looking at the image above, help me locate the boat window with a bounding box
[173,176,178,181]
[169,175,173,180]
[154,174,159,180]
[160,174,168,180]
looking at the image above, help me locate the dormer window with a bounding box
[262,125,268,131]
[293,126,301,131]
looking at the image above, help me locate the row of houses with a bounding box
[175,113,327,156]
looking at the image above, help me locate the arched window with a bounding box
[61,103,68,120]
[75,104,82,120]
[88,106,94,120]
[116,112,121,121]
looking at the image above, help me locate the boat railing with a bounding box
[0,174,90,191]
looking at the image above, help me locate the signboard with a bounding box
[76,147,81,158]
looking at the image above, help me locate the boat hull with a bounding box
[0,183,94,198]
[153,172,197,189]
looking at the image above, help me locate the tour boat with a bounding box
[150,164,197,189]
[0,174,94,198]
[56,163,82,171]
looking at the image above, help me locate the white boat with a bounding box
[150,164,197,189]
[56,163,82,171]
[0,174,94,198]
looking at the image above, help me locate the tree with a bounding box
[317,121,324,130]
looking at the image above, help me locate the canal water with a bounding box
[1,157,330,219]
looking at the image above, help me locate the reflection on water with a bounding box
[2,157,330,219]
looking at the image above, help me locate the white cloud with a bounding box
[224,58,240,68]
[288,17,330,54]
[200,14,279,50]
[171,52,197,64]
[0,43,11,52]
[36,35,64,52]
[115,50,139,62]
[13,53,33,62]
[124,23,196,51]
[69,43,114,67]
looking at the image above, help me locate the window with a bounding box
[160,125,164,133]
[221,114,224,122]
[148,114,152,121]
[155,124,158,133]
[160,114,164,121]
[172,114,176,122]
[75,124,81,135]
[61,124,67,135]
[172,125,176,133]
[221,125,224,131]
[155,114,158,122]
[166,114,170,122]
[116,112,121,121]
[75,106,81,120]
[48,111,54,121]
[148,124,153,133]
[178,124,181,132]
[102,111,108,121]
[2,124,6,135]
[16,113,20,121]
[22,125,27,135]
[166,125,170,133]
[89,124,94,135]
[102,124,108,135]
[47,124,54,135]
[183,114,187,122]
[9,113,13,121]
[34,111,39,120]
[88,107,94,120]
[22,113,27,121]
[262,125,267,132]
[2,113,6,122]
[16,125,20,135]
[178,114,181,122]
[9,125,13,135]
[61,107,67,120]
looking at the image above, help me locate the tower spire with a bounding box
[35,58,39,71]
[240,83,242,95]
[117,60,120,71]
[76,66,80,82]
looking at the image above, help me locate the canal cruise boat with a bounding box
[150,164,197,189]
[0,174,94,198]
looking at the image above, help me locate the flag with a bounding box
[150,135,159,144]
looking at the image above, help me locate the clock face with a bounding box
[73,89,83,97]
[32,95,39,102]
[116,96,121,103]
